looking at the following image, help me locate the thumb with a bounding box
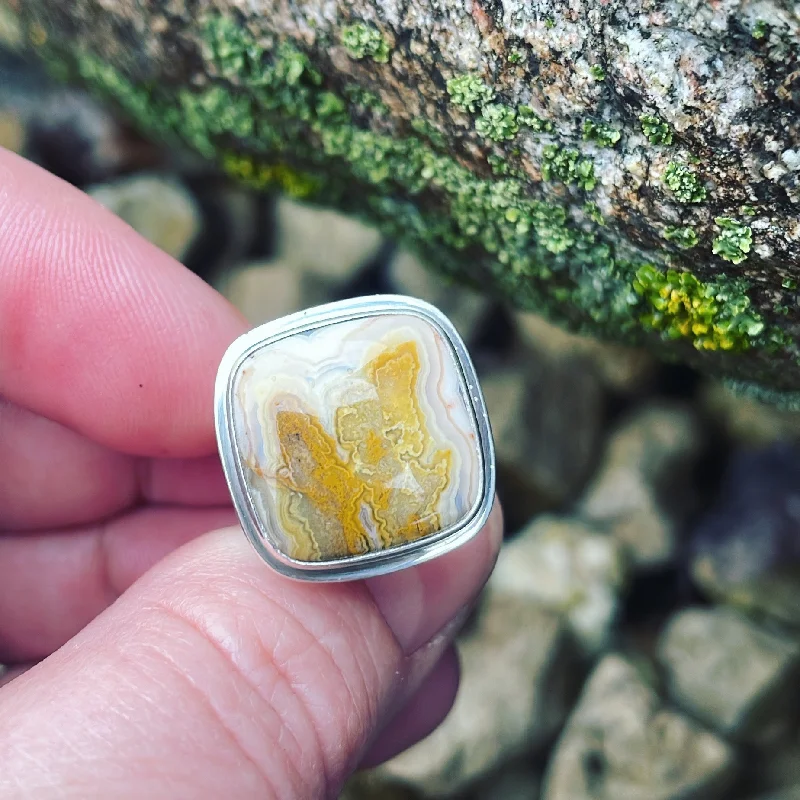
[0,507,502,799]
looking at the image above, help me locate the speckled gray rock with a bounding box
[378,592,577,797]
[579,404,703,569]
[492,515,628,654]
[657,607,800,744]
[88,174,201,261]
[13,0,800,394]
[542,654,737,800]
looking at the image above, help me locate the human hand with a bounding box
[0,148,502,798]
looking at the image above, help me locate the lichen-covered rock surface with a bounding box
[9,0,800,393]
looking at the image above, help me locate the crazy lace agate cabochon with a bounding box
[231,313,483,563]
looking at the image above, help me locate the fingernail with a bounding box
[365,500,502,655]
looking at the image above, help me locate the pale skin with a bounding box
[0,147,503,798]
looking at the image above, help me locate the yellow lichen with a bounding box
[221,152,321,199]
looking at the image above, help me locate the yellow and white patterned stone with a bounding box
[231,314,482,562]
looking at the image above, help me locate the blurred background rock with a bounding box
[4,41,800,800]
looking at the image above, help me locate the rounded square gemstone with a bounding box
[229,312,483,563]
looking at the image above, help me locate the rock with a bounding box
[220,261,325,325]
[481,354,605,527]
[378,593,578,797]
[751,729,800,800]
[19,0,800,392]
[340,773,422,800]
[187,179,265,285]
[690,442,800,627]
[543,654,737,800]
[88,174,201,262]
[579,404,703,570]
[752,731,800,799]
[0,109,23,152]
[492,516,628,654]
[514,312,654,394]
[701,382,800,447]
[749,790,800,800]
[472,761,542,800]
[274,197,383,284]
[0,49,162,186]
[657,607,800,744]
[388,250,491,344]
[0,5,22,50]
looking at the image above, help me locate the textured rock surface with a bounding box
[492,515,628,653]
[274,197,383,282]
[12,0,800,393]
[481,352,605,523]
[543,654,736,800]
[377,592,577,796]
[514,311,655,394]
[657,607,800,744]
[579,403,703,569]
[220,260,322,325]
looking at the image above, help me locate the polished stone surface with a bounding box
[231,313,482,562]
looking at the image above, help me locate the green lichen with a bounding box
[752,20,768,40]
[712,217,752,264]
[782,278,797,290]
[542,145,596,191]
[663,225,699,249]
[582,119,621,148]
[341,23,390,63]
[584,201,605,225]
[518,105,553,133]
[48,12,790,365]
[475,103,519,141]
[446,74,494,112]
[633,266,765,351]
[589,65,606,81]
[739,204,756,217]
[343,86,389,114]
[487,153,523,177]
[410,117,446,148]
[663,162,707,203]
[639,113,673,146]
[507,49,524,64]
[316,91,346,118]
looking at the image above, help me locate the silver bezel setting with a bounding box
[214,294,496,582]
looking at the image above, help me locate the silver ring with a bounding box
[214,295,495,582]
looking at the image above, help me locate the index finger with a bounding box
[0,148,248,457]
